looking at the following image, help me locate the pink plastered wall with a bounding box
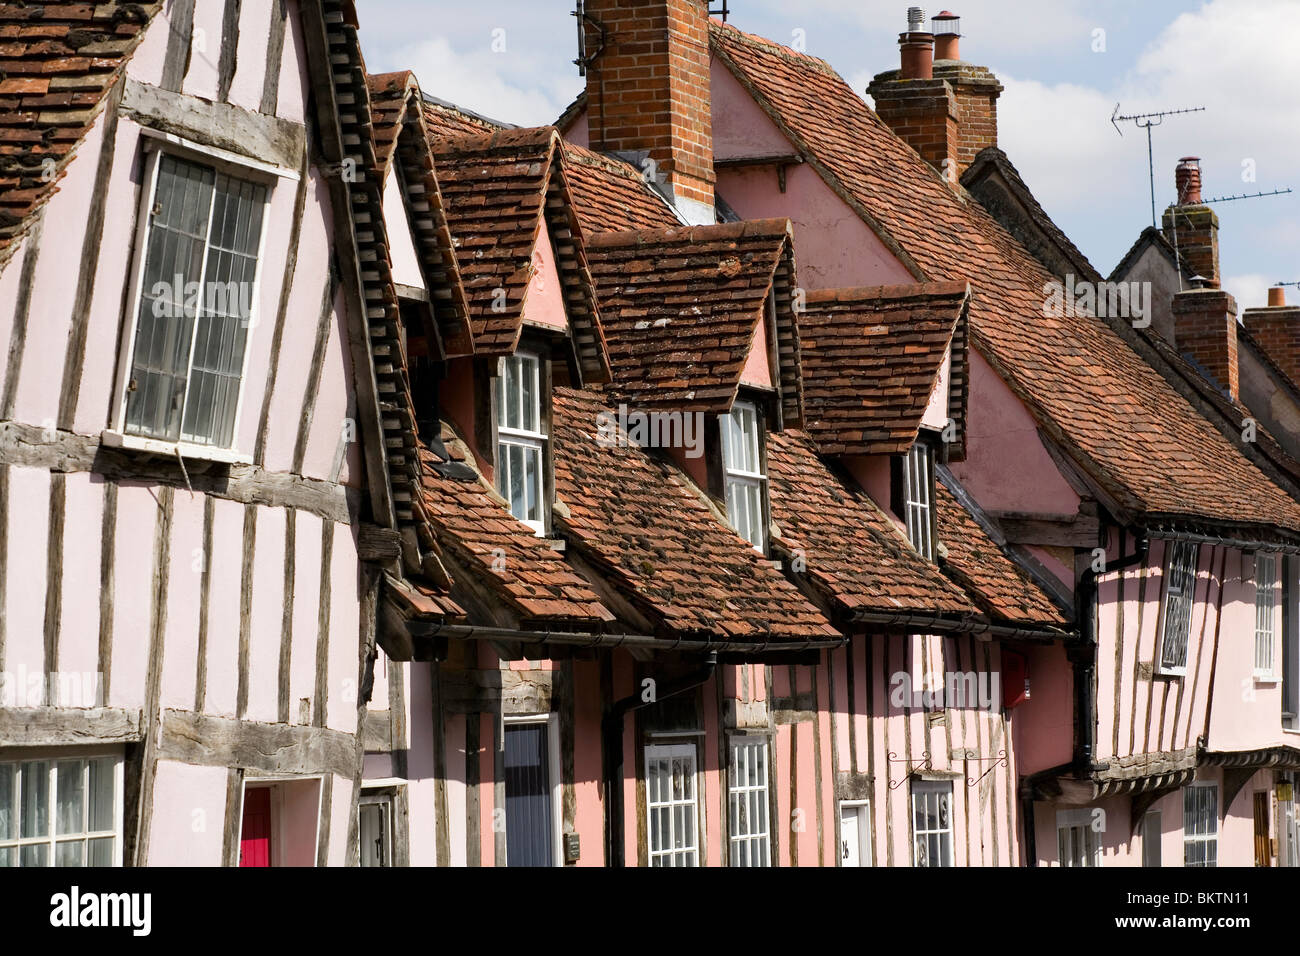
[948,349,1080,518]
[521,216,568,332]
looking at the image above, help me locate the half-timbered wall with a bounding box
[0,1,369,867]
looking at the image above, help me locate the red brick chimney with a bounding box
[1243,288,1300,386]
[1172,286,1239,400]
[1162,158,1220,285]
[866,9,1002,183]
[581,0,715,224]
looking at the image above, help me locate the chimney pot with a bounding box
[1269,286,1287,307]
[933,10,960,60]
[1175,156,1203,205]
[907,6,927,32]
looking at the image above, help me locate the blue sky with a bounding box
[359,1,1300,310]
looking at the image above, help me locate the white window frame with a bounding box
[496,352,548,536]
[107,139,276,464]
[720,400,767,551]
[903,441,935,560]
[727,736,771,867]
[0,748,124,867]
[357,790,394,867]
[838,799,873,867]
[1157,541,1199,676]
[1056,807,1102,867]
[910,779,954,867]
[501,713,563,867]
[1256,552,1278,680]
[1183,782,1219,868]
[644,742,701,867]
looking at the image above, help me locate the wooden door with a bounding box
[1254,791,1272,867]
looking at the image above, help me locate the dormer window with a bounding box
[903,441,936,560]
[720,400,767,550]
[496,352,547,535]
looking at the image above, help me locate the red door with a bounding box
[240,787,272,867]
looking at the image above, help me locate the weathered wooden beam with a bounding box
[0,422,357,524]
[121,78,306,171]
[156,710,358,778]
[991,510,1101,549]
[0,707,143,746]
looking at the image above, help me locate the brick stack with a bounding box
[582,0,715,219]
[1172,288,1240,400]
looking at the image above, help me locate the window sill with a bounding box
[101,429,251,466]
[1254,674,1281,685]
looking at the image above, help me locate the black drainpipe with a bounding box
[1072,528,1148,771]
[602,652,718,867]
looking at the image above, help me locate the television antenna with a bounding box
[709,1,731,21]
[1111,104,1206,227]
[1202,187,1293,204]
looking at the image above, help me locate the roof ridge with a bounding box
[585,217,793,247]
[708,18,839,78]
[804,280,971,303]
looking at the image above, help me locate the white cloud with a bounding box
[385,35,582,127]
[1222,273,1275,314]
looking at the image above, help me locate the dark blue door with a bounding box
[505,722,553,866]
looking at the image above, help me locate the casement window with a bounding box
[645,743,700,867]
[0,753,123,867]
[903,442,936,560]
[120,151,270,450]
[1142,811,1162,867]
[839,800,873,867]
[720,400,767,550]
[1256,553,1278,679]
[496,352,548,535]
[1183,783,1219,867]
[727,737,771,867]
[1056,808,1102,867]
[503,715,562,867]
[910,780,953,867]
[1284,557,1299,731]
[358,792,394,868]
[1158,541,1199,674]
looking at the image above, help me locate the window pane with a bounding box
[88,837,115,867]
[55,840,85,867]
[0,847,14,867]
[55,760,84,836]
[524,445,540,522]
[509,444,525,518]
[88,759,114,833]
[20,762,48,839]
[503,358,520,430]
[521,357,537,433]
[20,844,47,867]
[0,764,12,840]
[125,155,215,443]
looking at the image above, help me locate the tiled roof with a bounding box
[418,424,613,625]
[0,0,161,267]
[560,141,682,234]
[422,96,506,138]
[432,126,611,382]
[765,429,979,620]
[552,386,839,641]
[584,219,803,421]
[934,475,1068,627]
[710,21,1300,534]
[801,281,969,457]
[366,70,474,356]
[962,146,1102,285]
